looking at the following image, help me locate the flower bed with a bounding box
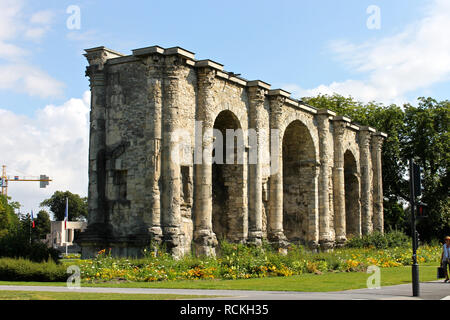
[75,242,441,283]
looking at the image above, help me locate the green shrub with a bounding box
[0,258,67,282]
[345,231,410,249]
[0,226,60,263]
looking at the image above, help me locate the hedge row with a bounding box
[0,258,67,282]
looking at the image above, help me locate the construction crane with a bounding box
[1,165,52,196]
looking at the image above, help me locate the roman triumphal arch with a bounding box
[78,45,387,258]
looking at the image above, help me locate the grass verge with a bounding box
[0,290,217,300]
[0,264,440,292]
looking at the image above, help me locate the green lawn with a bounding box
[0,264,439,293]
[0,290,215,300]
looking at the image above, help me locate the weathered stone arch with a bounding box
[210,104,249,133]
[212,110,246,243]
[80,45,386,258]
[344,149,361,237]
[279,113,319,162]
[282,119,318,244]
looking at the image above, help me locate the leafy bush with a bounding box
[0,258,67,282]
[345,231,410,249]
[0,228,60,263]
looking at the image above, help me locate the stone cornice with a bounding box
[360,126,377,133]
[348,124,361,131]
[132,46,165,56]
[84,47,125,70]
[374,132,388,138]
[164,46,196,60]
[317,109,337,118]
[195,59,224,71]
[332,115,351,123]
[247,80,271,90]
[85,46,125,58]
[85,44,363,120]
[215,71,247,86]
[268,89,291,98]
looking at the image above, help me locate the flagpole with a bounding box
[65,197,68,256]
[29,212,31,245]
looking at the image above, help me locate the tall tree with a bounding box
[401,98,450,240]
[40,191,88,222]
[34,210,51,240]
[0,195,20,238]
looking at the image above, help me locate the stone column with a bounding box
[247,82,268,245]
[317,109,336,250]
[193,67,218,256]
[305,163,320,251]
[148,59,163,243]
[85,52,107,229]
[161,57,183,258]
[332,117,350,246]
[359,127,375,235]
[79,47,125,258]
[371,133,386,232]
[267,91,289,250]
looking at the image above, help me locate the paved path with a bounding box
[0,281,449,300]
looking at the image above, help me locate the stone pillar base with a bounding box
[162,227,184,259]
[77,222,113,259]
[247,230,264,246]
[268,231,290,254]
[319,239,335,252]
[149,226,163,243]
[193,229,218,257]
[334,236,347,248]
[307,240,320,252]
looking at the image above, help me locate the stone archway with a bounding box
[212,110,245,242]
[344,150,361,237]
[282,120,316,244]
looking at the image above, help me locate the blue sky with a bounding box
[0,0,449,215]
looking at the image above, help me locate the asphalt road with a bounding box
[0,280,449,300]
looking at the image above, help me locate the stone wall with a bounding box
[78,45,387,258]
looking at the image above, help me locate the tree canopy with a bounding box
[0,195,20,237]
[34,210,51,240]
[40,191,87,222]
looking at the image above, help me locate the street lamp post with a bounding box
[409,159,419,297]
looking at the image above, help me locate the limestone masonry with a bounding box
[78,45,387,258]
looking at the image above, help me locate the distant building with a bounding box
[46,221,87,253]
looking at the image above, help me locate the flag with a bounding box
[64,197,68,230]
[31,210,35,228]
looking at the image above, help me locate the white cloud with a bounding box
[0,0,23,40]
[0,0,61,97]
[1,91,90,217]
[0,42,28,61]
[30,9,55,25]
[0,64,64,98]
[288,0,450,104]
[24,27,48,41]
[26,9,55,41]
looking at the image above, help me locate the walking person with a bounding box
[441,236,450,283]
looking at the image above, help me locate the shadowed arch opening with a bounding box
[344,150,360,237]
[282,120,316,244]
[212,110,245,242]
